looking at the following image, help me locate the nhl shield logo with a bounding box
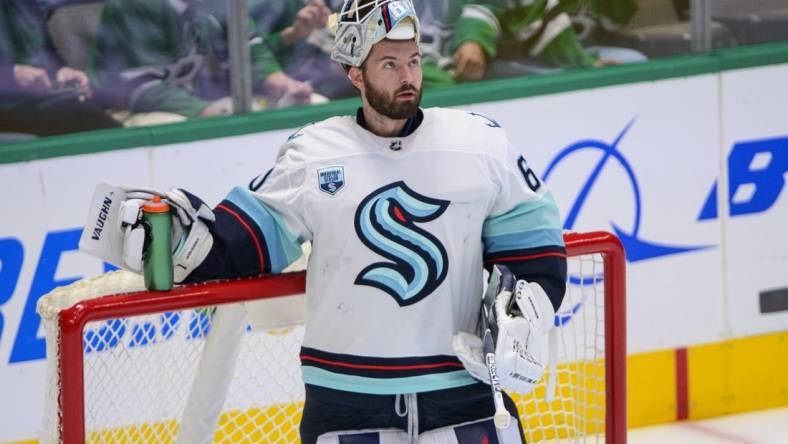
[318,166,345,195]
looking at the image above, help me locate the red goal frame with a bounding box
[57,231,626,443]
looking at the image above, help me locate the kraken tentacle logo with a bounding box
[354,182,450,306]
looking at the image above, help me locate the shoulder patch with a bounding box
[318,166,345,196]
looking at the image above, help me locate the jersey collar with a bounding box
[355,108,425,138]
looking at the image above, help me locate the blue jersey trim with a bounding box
[225,186,303,273]
[482,193,562,238]
[483,228,564,254]
[301,367,479,394]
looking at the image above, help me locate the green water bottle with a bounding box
[142,195,173,291]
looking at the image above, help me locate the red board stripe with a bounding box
[676,347,689,420]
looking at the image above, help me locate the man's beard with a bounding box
[364,78,422,120]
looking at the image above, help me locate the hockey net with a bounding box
[38,231,626,444]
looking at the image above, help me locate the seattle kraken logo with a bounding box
[354,182,450,306]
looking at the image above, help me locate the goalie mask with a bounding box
[331,0,420,67]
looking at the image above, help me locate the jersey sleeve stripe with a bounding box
[488,250,568,311]
[300,347,467,379]
[300,355,465,372]
[225,187,303,273]
[301,367,477,395]
[216,203,267,273]
[483,191,564,253]
[484,250,568,264]
[482,194,562,237]
[484,228,564,254]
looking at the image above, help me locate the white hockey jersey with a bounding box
[207,107,565,395]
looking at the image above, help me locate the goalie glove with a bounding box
[453,265,555,394]
[79,182,215,283]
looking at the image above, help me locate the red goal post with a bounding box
[39,231,626,444]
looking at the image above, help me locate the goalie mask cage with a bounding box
[38,231,626,444]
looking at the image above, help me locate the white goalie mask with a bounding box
[331,0,421,67]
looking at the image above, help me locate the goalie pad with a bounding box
[453,265,555,394]
[316,429,409,444]
[315,417,522,444]
[419,416,522,444]
[79,182,215,283]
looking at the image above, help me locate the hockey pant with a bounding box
[300,382,525,443]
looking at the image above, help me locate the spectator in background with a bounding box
[415,0,503,85]
[89,0,317,123]
[489,0,646,76]
[253,0,505,95]
[573,0,649,62]
[317,0,505,87]
[0,0,120,138]
[250,0,504,96]
[251,0,356,99]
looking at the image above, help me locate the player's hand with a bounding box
[594,58,618,68]
[264,72,313,107]
[56,67,93,98]
[200,100,233,117]
[13,64,53,94]
[282,0,331,44]
[453,42,487,82]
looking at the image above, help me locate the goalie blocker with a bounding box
[79,182,215,284]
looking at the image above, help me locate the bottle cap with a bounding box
[143,195,171,213]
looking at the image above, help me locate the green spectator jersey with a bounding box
[257,0,504,88]
[0,0,63,106]
[0,1,120,133]
[252,0,504,88]
[89,0,280,117]
[415,0,502,86]
[493,0,637,68]
[248,0,355,98]
[584,0,638,31]
[0,1,58,72]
